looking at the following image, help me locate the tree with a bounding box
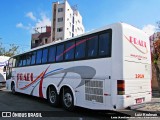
[0,43,19,57]
[152,21,160,95]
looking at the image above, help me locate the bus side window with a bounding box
[26,53,32,66]
[36,49,42,64]
[99,33,111,57]
[87,36,98,58]
[48,46,56,63]
[17,56,23,67]
[64,41,75,61]
[75,39,86,59]
[42,48,48,63]
[31,51,36,65]
[56,44,64,62]
[22,55,26,66]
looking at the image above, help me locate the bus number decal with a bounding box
[135,74,144,78]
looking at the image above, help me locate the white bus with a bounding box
[6,23,151,111]
[0,56,10,86]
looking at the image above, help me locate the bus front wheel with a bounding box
[47,86,59,107]
[62,88,74,111]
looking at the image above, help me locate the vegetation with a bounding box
[152,21,160,94]
[0,43,19,57]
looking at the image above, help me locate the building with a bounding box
[52,0,85,41]
[31,26,51,49]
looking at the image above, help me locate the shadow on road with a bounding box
[3,91,130,119]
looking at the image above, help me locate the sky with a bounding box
[0,0,160,53]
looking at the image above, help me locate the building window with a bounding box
[58,8,63,12]
[45,39,48,44]
[35,40,39,44]
[58,17,63,22]
[57,27,63,32]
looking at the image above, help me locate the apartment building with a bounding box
[31,26,51,49]
[52,0,85,41]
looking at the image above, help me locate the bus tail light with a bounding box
[117,80,125,95]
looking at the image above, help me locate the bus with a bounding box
[6,23,151,111]
[0,56,9,86]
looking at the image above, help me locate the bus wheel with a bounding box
[47,86,59,107]
[11,82,16,94]
[62,88,74,111]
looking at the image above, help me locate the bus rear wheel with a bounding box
[11,82,16,94]
[62,88,74,111]
[47,86,59,107]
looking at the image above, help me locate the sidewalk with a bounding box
[133,91,160,116]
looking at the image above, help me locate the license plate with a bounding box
[136,98,143,103]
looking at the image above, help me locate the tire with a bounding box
[62,88,74,111]
[11,82,16,94]
[47,86,59,107]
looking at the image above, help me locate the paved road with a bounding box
[1,87,159,120]
[0,88,132,120]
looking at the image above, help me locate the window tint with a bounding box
[26,53,32,66]
[56,44,64,62]
[17,56,23,67]
[99,33,111,57]
[36,50,42,64]
[87,36,98,58]
[31,51,36,65]
[22,55,26,66]
[42,48,48,63]
[65,41,75,60]
[48,46,56,63]
[12,58,16,67]
[75,39,86,59]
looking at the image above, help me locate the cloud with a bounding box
[16,23,23,28]
[26,12,37,21]
[35,13,51,32]
[16,12,51,33]
[16,22,30,30]
[142,24,156,36]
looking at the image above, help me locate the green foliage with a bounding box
[0,43,19,57]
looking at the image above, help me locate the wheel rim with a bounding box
[49,90,56,104]
[63,93,72,107]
